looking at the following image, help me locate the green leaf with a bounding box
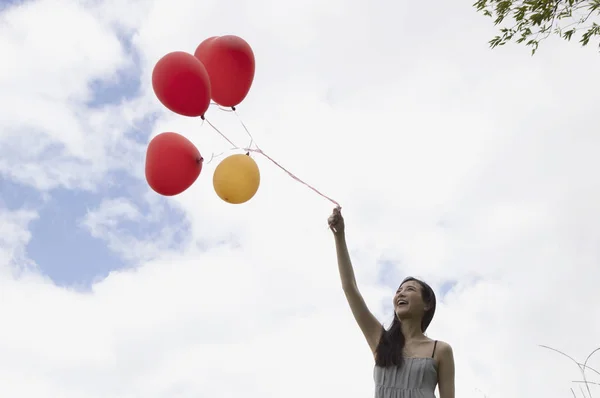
[474,0,600,54]
[530,13,544,25]
[563,29,576,40]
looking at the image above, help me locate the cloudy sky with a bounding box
[1,0,599,397]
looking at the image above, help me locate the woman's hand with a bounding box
[327,206,345,235]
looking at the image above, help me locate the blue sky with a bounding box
[0,0,22,11]
[86,33,141,108]
[0,31,185,289]
[25,186,127,287]
[0,170,181,288]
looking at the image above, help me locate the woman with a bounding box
[328,207,455,398]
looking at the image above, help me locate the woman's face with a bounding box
[393,280,427,319]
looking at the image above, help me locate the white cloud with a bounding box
[0,0,143,191]
[80,197,190,262]
[1,0,599,397]
[0,208,38,276]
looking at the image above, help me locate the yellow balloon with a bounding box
[213,153,260,204]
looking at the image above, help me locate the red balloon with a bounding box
[145,132,203,196]
[152,51,211,117]
[195,36,218,58]
[194,35,255,107]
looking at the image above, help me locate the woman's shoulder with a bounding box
[431,339,451,348]
[422,337,451,347]
[431,340,454,364]
[430,339,452,352]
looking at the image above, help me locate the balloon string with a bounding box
[204,119,238,148]
[204,117,341,208]
[247,147,340,207]
[210,102,234,112]
[232,110,255,149]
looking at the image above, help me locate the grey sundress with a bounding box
[373,340,438,398]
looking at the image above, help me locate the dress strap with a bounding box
[431,340,438,358]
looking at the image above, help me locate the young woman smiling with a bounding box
[328,207,455,398]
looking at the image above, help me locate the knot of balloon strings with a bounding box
[204,113,341,208]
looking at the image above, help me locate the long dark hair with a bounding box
[375,277,437,368]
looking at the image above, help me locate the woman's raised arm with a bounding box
[329,208,382,355]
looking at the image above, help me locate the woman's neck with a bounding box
[400,319,424,341]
